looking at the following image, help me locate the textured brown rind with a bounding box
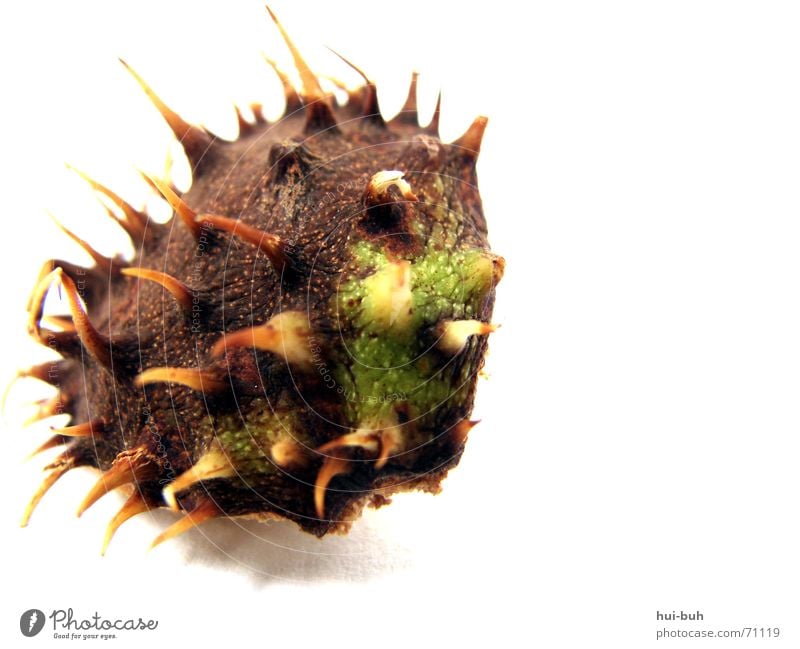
[20,14,501,546]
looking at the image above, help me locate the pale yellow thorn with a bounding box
[60,271,113,367]
[453,115,489,156]
[438,320,498,354]
[316,431,379,455]
[145,174,201,239]
[162,442,236,511]
[365,170,418,203]
[27,267,62,340]
[472,253,506,288]
[211,310,312,367]
[135,367,226,394]
[375,426,403,470]
[101,492,149,556]
[149,500,219,550]
[76,462,141,518]
[20,463,71,527]
[41,315,76,332]
[23,397,64,427]
[198,213,288,274]
[121,267,194,311]
[25,435,68,461]
[265,6,325,103]
[314,456,351,519]
[47,211,115,273]
[363,261,413,332]
[270,438,308,468]
[50,420,101,438]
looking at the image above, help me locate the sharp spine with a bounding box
[210,310,312,367]
[437,319,498,354]
[321,73,348,94]
[6,366,57,412]
[60,270,113,368]
[101,491,150,556]
[26,267,62,343]
[18,360,67,386]
[425,91,442,136]
[262,55,303,114]
[27,260,88,315]
[392,71,419,124]
[314,456,351,519]
[135,367,227,394]
[270,438,308,469]
[326,47,383,124]
[66,165,149,243]
[42,315,76,332]
[26,435,68,461]
[146,174,202,239]
[138,168,179,197]
[364,170,418,205]
[317,431,379,455]
[250,102,265,123]
[76,449,156,517]
[265,6,337,132]
[451,419,480,447]
[316,415,402,470]
[20,460,73,527]
[234,105,255,137]
[375,427,403,470]
[51,419,104,438]
[471,253,506,292]
[362,261,413,332]
[121,267,194,312]
[119,58,213,172]
[149,499,220,550]
[23,396,67,426]
[453,115,488,159]
[162,442,236,511]
[48,211,121,274]
[198,213,292,276]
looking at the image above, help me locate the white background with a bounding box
[1,1,799,647]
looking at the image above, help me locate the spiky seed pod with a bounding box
[18,8,504,550]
